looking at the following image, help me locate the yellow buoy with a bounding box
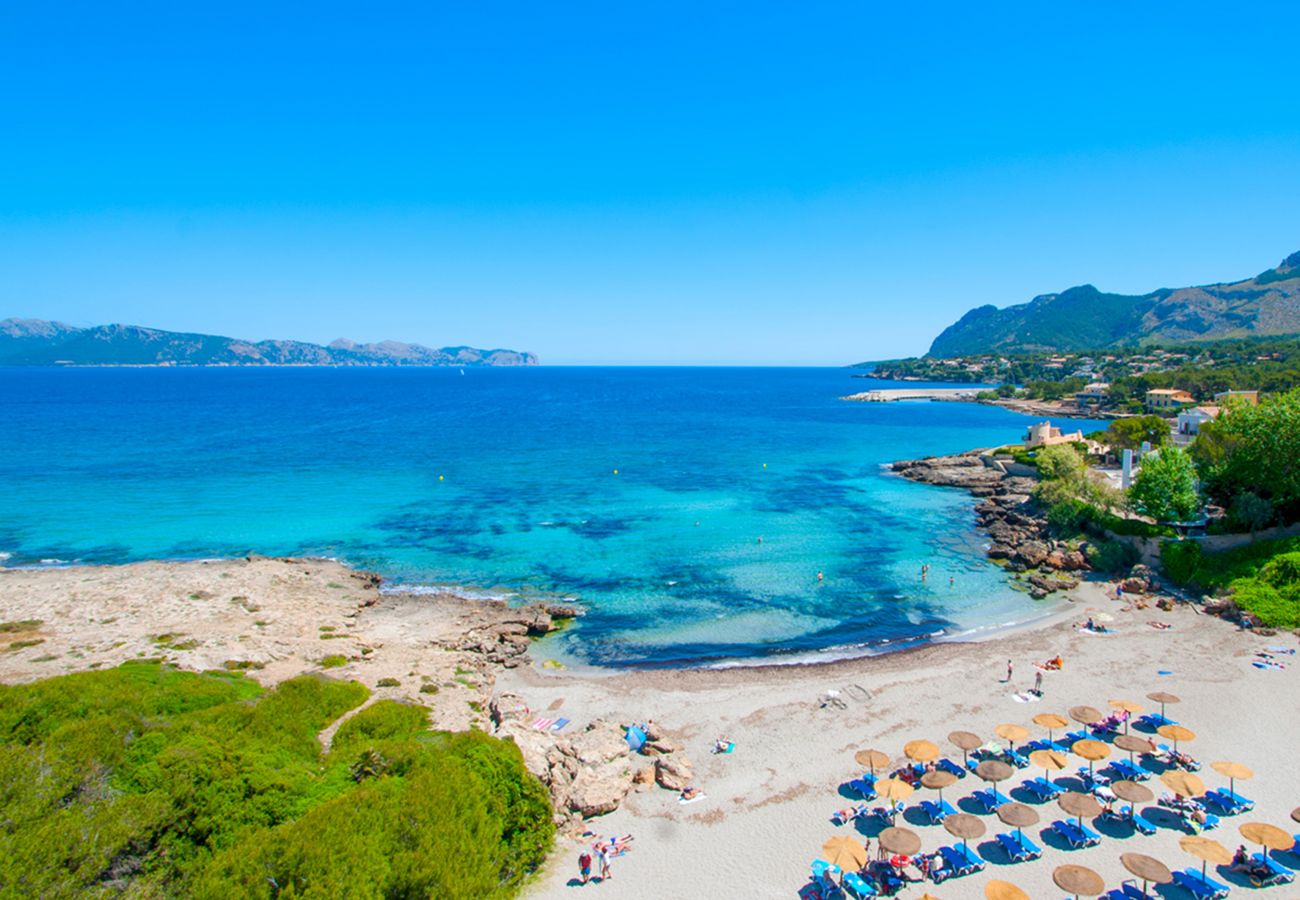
[438,475,444,481]
[613,469,619,475]
[762,463,767,468]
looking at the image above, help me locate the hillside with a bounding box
[928,251,1300,357]
[0,318,538,366]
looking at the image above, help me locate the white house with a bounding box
[1177,405,1220,436]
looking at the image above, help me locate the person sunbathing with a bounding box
[680,786,702,801]
[1230,846,1251,872]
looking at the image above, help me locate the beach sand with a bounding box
[1,559,1296,898]
[509,585,1299,899]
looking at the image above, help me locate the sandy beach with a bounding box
[2,558,1297,899]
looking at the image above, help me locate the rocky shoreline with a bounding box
[890,451,1153,599]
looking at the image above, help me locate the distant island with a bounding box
[923,250,1300,357]
[0,318,538,367]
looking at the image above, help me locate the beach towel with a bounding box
[1252,660,1286,670]
[532,717,554,731]
[713,741,735,754]
[1267,646,1296,654]
[550,718,570,733]
[678,793,707,805]
[1012,692,1041,703]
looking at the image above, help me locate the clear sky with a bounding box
[3,2,1298,364]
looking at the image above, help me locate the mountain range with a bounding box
[928,250,1300,357]
[0,319,538,367]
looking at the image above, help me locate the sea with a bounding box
[0,366,1105,668]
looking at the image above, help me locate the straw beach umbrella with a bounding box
[1072,739,1111,779]
[822,835,867,871]
[984,881,1029,900]
[1053,864,1106,898]
[1180,834,1232,881]
[1146,691,1180,721]
[1291,807,1300,824]
[1157,724,1196,752]
[995,724,1029,751]
[1108,699,1143,733]
[1032,712,1069,743]
[1160,770,1205,799]
[1111,780,1154,820]
[997,802,1039,845]
[877,826,921,857]
[942,813,985,855]
[948,731,981,767]
[854,748,890,774]
[1120,852,1172,896]
[1239,822,1294,861]
[974,759,1013,804]
[1069,705,1104,726]
[1114,733,1151,762]
[1058,792,1102,831]
[904,739,941,764]
[1028,749,1067,794]
[874,777,915,808]
[1210,760,1253,798]
[920,770,957,807]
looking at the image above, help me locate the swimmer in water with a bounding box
[817,571,824,581]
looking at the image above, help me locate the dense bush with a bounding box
[0,665,553,899]
[1159,537,1300,628]
[1193,389,1300,521]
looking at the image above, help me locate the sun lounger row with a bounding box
[931,843,983,882]
[1172,867,1230,899]
[1203,786,1254,814]
[1097,805,1156,836]
[1105,880,1155,900]
[996,830,1042,863]
[1249,853,1294,886]
[1053,818,1102,848]
[918,798,956,824]
[1022,776,1063,801]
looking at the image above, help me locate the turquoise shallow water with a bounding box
[0,367,1104,667]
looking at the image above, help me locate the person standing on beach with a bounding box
[598,846,612,881]
[1034,669,1043,695]
[1005,659,1013,683]
[578,851,592,885]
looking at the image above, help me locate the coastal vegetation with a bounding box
[1161,537,1300,628]
[0,662,553,898]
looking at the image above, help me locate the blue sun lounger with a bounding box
[1107,758,1151,781]
[1251,853,1294,886]
[919,798,957,824]
[1026,737,1070,754]
[932,844,983,882]
[1112,804,1156,835]
[1105,880,1155,900]
[1137,712,1177,730]
[842,872,877,899]
[1023,777,1063,801]
[996,830,1042,862]
[1053,818,1102,848]
[971,786,1011,813]
[1204,787,1254,814]
[848,774,877,800]
[1172,867,1229,899]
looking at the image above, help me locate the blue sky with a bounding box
[3,3,1298,364]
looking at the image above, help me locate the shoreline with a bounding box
[5,554,1294,900]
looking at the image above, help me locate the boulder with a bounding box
[569,765,634,817]
[1017,541,1050,567]
[655,754,694,791]
[569,720,631,766]
[632,765,656,786]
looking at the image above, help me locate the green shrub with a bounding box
[319,654,348,669]
[1229,577,1300,628]
[377,677,401,688]
[1086,538,1140,574]
[0,663,552,898]
[1160,540,1204,585]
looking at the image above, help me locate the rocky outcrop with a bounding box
[494,711,694,829]
[451,603,581,668]
[892,451,1093,583]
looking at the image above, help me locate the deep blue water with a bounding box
[0,367,1104,667]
